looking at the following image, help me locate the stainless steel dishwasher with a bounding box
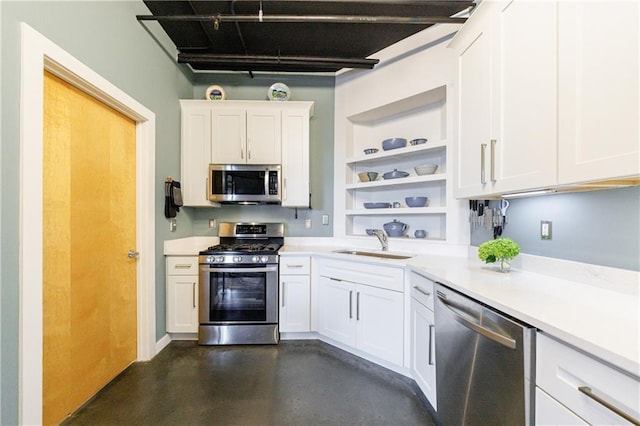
[434,283,535,426]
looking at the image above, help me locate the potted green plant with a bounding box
[478,238,520,272]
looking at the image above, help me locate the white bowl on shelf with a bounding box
[414,164,438,175]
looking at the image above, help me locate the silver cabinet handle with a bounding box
[330,277,342,282]
[128,250,139,258]
[490,139,497,183]
[480,143,487,184]
[413,286,431,297]
[281,282,286,307]
[175,264,193,269]
[247,137,251,160]
[356,292,360,321]
[206,177,209,199]
[192,282,196,308]
[428,324,435,365]
[349,290,353,319]
[283,178,287,202]
[286,264,304,268]
[437,294,516,349]
[578,386,640,425]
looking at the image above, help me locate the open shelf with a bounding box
[346,207,447,216]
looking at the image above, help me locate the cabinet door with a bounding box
[535,387,588,426]
[411,299,437,409]
[166,276,198,333]
[355,284,404,366]
[317,276,356,347]
[180,102,215,206]
[279,275,311,333]
[281,108,310,207]
[492,0,557,193]
[455,7,494,198]
[246,108,281,164]
[558,1,640,184]
[212,107,246,164]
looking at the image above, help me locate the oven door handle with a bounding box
[200,266,278,273]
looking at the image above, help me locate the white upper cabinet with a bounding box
[281,106,312,207]
[212,107,281,165]
[557,1,640,184]
[180,101,218,207]
[453,0,639,198]
[180,100,313,207]
[453,0,558,198]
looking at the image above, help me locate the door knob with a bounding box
[127,250,140,258]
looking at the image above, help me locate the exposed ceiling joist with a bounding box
[141,0,474,73]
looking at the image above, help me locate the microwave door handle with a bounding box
[265,171,270,197]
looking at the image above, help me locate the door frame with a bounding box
[19,23,157,425]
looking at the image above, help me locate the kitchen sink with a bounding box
[333,250,413,260]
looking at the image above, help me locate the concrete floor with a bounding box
[63,340,437,426]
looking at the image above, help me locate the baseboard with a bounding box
[168,332,198,341]
[154,334,171,355]
[280,331,318,340]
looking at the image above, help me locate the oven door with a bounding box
[199,264,278,324]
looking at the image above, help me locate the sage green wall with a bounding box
[188,74,335,237]
[1,2,193,423]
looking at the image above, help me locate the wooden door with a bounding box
[42,71,137,425]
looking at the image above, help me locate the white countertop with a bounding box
[282,243,640,377]
[166,236,639,377]
[406,254,639,378]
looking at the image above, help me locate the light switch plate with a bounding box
[540,220,552,240]
[305,219,312,229]
[322,214,329,225]
[170,218,177,232]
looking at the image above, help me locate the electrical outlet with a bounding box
[305,219,312,229]
[170,218,177,232]
[209,218,217,229]
[541,220,552,240]
[322,214,329,225]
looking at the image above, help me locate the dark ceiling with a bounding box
[139,1,472,73]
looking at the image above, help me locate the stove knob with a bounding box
[252,256,260,263]
[207,256,215,263]
[216,256,225,263]
[261,255,269,263]
[233,256,243,263]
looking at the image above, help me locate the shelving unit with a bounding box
[343,85,452,241]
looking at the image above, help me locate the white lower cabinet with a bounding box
[166,256,199,333]
[411,298,436,409]
[410,271,437,408]
[536,332,640,425]
[536,387,588,426]
[317,259,405,366]
[279,256,311,333]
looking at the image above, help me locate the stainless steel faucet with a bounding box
[371,229,388,251]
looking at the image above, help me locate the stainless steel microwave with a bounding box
[208,164,281,204]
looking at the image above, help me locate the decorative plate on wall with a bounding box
[205,85,226,101]
[268,82,290,101]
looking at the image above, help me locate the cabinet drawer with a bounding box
[537,333,640,425]
[166,256,199,276]
[319,258,404,292]
[279,256,311,275]
[410,271,435,311]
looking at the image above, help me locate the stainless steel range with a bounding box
[198,222,283,345]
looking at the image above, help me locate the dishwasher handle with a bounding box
[437,294,517,350]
